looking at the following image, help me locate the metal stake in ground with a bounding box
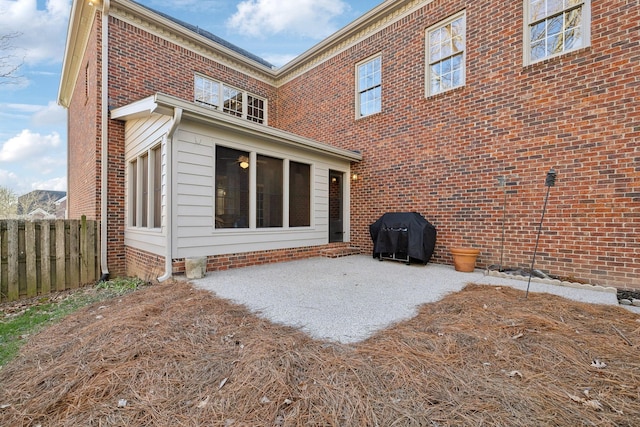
[497,176,507,271]
[526,169,557,298]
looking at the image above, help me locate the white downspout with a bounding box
[99,0,111,281]
[157,107,182,282]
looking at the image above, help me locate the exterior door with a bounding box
[328,170,343,242]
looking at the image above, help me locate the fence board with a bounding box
[68,220,80,289]
[85,218,96,282]
[55,219,67,292]
[41,220,51,295]
[7,220,19,300]
[26,221,37,297]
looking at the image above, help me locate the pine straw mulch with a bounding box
[1,281,639,426]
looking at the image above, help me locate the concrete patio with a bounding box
[190,255,624,344]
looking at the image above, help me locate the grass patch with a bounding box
[0,278,146,367]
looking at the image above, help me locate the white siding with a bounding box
[174,121,352,259]
[124,114,172,256]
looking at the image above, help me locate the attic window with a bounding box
[195,74,267,124]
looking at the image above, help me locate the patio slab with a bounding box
[190,255,622,344]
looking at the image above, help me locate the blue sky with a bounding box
[0,0,382,196]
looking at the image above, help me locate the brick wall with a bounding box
[125,246,165,281]
[67,15,101,221]
[275,0,640,289]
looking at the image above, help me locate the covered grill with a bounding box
[369,212,437,264]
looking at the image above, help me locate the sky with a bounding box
[0,0,383,197]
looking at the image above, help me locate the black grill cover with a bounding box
[369,212,437,264]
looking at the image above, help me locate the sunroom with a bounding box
[110,93,362,278]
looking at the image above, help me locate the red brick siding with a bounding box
[125,246,165,280]
[171,245,326,274]
[67,15,101,220]
[275,0,640,289]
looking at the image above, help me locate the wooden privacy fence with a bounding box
[0,217,100,303]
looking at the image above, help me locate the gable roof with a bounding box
[59,0,428,106]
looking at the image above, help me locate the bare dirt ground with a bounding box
[1,281,639,426]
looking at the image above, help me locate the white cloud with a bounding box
[0,0,71,65]
[0,169,19,188]
[31,101,66,127]
[227,0,349,39]
[0,129,61,162]
[31,175,67,191]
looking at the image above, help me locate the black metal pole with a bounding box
[526,169,556,298]
[498,176,507,271]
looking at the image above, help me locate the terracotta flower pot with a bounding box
[450,247,480,272]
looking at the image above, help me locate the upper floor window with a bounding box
[195,74,267,124]
[525,0,590,64]
[426,12,466,96]
[356,55,381,118]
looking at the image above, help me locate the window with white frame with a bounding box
[356,55,381,117]
[195,74,266,124]
[129,144,162,229]
[525,0,590,64]
[426,12,466,96]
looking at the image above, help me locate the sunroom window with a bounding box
[214,146,312,230]
[129,144,162,229]
[194,74,267,124]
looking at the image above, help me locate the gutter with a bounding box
[157,107,182,282]
[99,0,111,281]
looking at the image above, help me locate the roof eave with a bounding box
[58,0,99,108]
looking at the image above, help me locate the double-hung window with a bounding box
[426,12,466,96]
[525,0,590,64]
[356,55,381,118]
[195,74,267,124]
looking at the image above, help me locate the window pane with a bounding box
[547,0,564,17]
[141,154,148,228]
[289,161,310,227]
[257,155,283,228]
[530,0,544,21]
[564,26,581,50]
[247,95,265,123]
[153,145,161,228]
[131,159,137,227]
[195,75,219,108]
[223,85,243,117]
[215,146,249,228]
[547,15,563,36]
